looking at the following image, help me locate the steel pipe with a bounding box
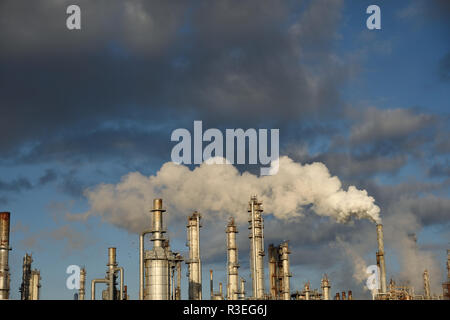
[91,279,108,300]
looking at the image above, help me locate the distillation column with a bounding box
[423,269,431,299]
[226,218,240,300]
[79,268,86,300]
[29,270,41,300]
[187,211,202,300]
[248,196,265,299]
[145,199,171,300]
[0,212,10,300]
[376,224,387,294]
[20,253,33,300]
[268,244,277,299]
[280,242,291,300]
[321,275,331,300]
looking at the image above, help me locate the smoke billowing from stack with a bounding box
[0,212,10,300]
[226,218,240,300]
[78,156,381,235]
[376,224,387,294]
[187,211,202,300]
[248,196,265,299]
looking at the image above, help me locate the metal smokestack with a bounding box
[248,196,265,299]
[226,217,240,300]
[376,224,387,293]
[187,211,202,300]
[0,212,11,300]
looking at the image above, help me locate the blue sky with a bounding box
[0,0,449,300]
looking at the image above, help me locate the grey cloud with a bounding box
[0,177,32,192]
[39,169,58,185]
[0,0,350,164]
[349,108,435,146]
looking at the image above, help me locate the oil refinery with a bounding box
[0,199,449,301]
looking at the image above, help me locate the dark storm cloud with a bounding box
[38,169,58,185]
[0,177,32,192]
[0,0,349,163]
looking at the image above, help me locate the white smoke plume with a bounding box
[69,156,381,233]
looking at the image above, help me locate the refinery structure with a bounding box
[0,197,449,301]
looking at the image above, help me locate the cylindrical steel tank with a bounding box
[0,212,10,300]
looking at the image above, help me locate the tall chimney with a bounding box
[226,218,240,300]
[0,212,10,300]
[187,211,202,300]
[376,224,387,293]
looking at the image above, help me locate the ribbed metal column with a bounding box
[226,218,239,300]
